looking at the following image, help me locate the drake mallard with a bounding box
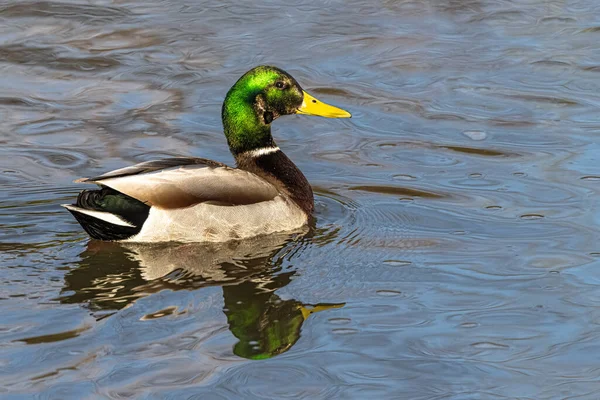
[64,66,351,242]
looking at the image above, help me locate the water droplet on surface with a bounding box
[328,318,351,325]
[376,290,402,297]
[581,176,600,181]
[462,130,487,140]
[383,260,412,267]
[460,322,478,328]
[332,328,359,335]
[520,214,544,220]
[472,342,509,349]
[392,174,417,181]
[486,205,502,210]
[469,173,483,179]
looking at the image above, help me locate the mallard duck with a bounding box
[64,66,351,242]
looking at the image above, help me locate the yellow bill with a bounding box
[296,91,351,118]
[300,303,346,320]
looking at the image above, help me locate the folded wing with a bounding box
[80,157,279,209]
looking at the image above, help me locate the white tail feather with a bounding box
[62,204,135,227]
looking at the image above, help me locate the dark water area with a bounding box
[2,0,600,398]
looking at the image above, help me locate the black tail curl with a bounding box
[68,187,150,241]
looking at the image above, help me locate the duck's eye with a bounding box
[275,81,285,89]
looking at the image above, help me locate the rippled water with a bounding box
[2,0,600,398]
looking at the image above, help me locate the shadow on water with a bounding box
[58,231,344,360]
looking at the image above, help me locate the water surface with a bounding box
[2,0,600,398]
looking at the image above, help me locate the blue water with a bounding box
[2,0,600,398]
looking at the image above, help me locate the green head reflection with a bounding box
[223,277,343,359]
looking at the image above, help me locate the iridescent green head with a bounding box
[222,65,351,155]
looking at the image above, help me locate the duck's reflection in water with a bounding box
[60,232,343,359]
